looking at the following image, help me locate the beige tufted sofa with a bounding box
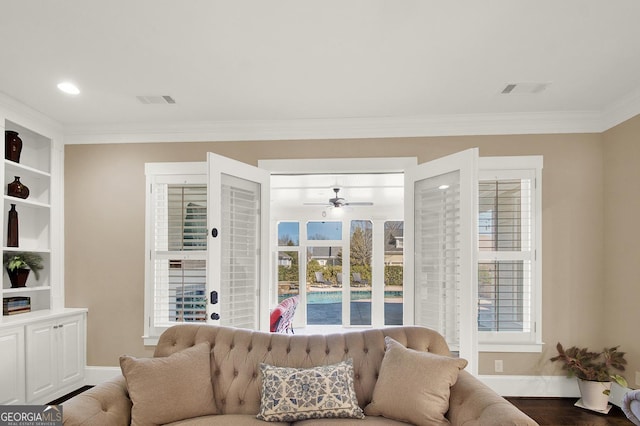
[62,324,538,425]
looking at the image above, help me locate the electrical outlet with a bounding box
[635,371,640,386]
[495,360,504,373]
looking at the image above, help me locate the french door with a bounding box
[404,148,478,374]
[207,153,270,330]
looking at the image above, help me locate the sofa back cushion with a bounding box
[154,325,451,415]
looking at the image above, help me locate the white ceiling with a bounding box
[2,1,640,142]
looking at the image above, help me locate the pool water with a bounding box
[279,290,402,304]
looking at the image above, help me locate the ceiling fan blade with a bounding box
[303,202,331,206]
[344,202,374,206]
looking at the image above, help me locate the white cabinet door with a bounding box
[57,315,84,387]
[25,321,57,402]
[25,313,85,403]
[0,326,25,404]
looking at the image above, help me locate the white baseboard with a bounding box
[479,375,580,398]
[84,366,121,385]
[84,367,624,405]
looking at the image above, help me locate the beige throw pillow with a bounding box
[364,337,467,426]
[120,342,217,426]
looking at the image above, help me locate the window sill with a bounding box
[143,335,159,346]
[479,342,543,353]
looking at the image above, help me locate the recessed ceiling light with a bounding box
[438,184,450,190]
[57,81,80,95]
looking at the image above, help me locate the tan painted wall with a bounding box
[65,132,613,377]
[603,115,640,386]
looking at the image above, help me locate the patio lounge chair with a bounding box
[352,272,369,287]
[334,273,343,287]
[313,271,330,287]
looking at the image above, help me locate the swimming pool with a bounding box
[279,290,403,304]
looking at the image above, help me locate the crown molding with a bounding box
[0,92,64,138]
[64,110,606,145]
[601,87,640,131]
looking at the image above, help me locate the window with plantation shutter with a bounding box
[477,157,542,350]
[144,163,208,342]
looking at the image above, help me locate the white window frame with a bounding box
[478,156,543,352]
[143,162,207,345]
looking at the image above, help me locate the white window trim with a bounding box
[143,162,207,346]
[478,156,543,353]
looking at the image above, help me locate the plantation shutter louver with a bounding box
[220,174,260,328]
[414,172,461,347]
[152,182,208,327]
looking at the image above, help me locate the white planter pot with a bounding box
[578,378,612,411]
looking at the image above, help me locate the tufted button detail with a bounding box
[215,370,221,376]
[221,399,226,405]
[306,348,311,354]
[233,370,239,377]
[239,399,244,405]
[286,347,291,353]
[344,348,349,354]
[325,348,330,355]
[355,373,360,380]
[253,371,258,379]
[230,344,235,349]
[363,348,369,353]
[248,345,252,352]
[267,346,272,351]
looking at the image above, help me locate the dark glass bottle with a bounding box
[5,130,22,163]
[7,203,19,247]
[7,176,29,199]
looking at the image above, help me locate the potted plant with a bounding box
[550,342,628,412]
[3,252,43,288]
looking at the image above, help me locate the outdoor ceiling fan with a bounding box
[304,188,373,208]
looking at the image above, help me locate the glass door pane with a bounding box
[306,246,342,325]
[277,222,300,303]
[384,221,404,325]
[350,220,372,326]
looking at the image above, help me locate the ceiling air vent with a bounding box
[136,95,176,104]
[501,83,549,94]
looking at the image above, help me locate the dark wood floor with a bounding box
[507,397,634,426]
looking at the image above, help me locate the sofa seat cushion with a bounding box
[165,414,289,426]
[364,337,467,426]
[120,342,217,426]
[296,417,410,425]
[258,359,364,422]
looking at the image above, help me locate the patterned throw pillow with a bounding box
[257,359,365,422]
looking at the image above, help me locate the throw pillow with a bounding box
[257,359,364,422]
[120,342,217,426]
[364,337,467,426]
